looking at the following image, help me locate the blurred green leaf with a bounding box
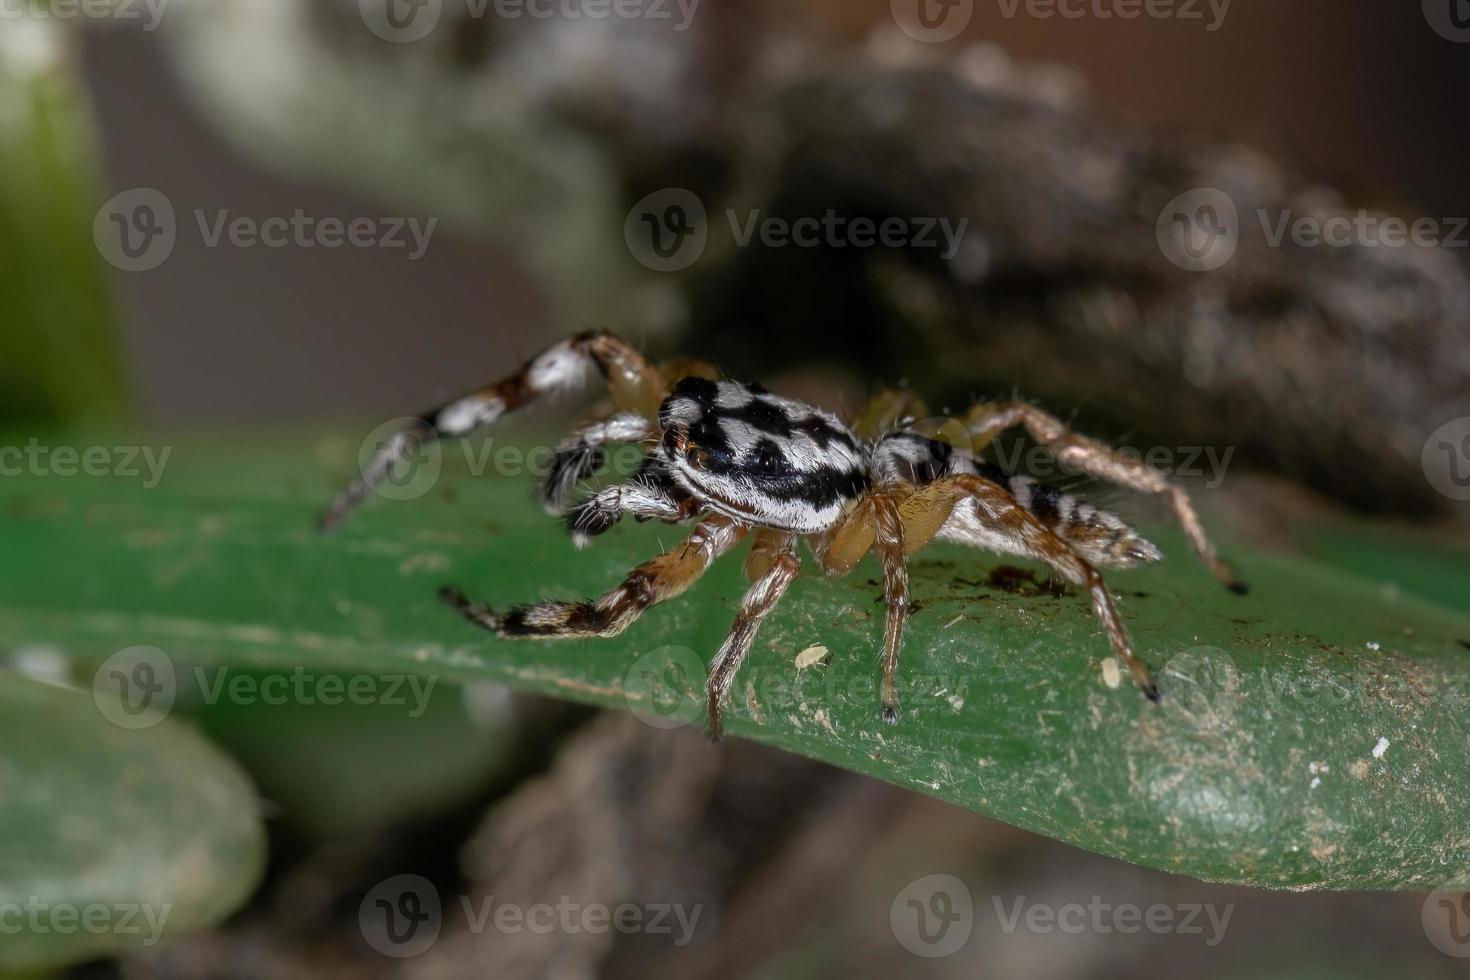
[0,22,126,427]
[0,671,265,971]
[195,669,518,844]
[1,432,1469,892]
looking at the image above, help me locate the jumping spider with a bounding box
[321,330,1244,737]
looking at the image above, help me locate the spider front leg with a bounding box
[541,412,657,516]
[811,493,912,724]
[561,458,700,547]
[964,400,1246,593]
[320,329,665,532]
[706,531,801,740]
[441,514,745,638]
[899,474,1160,700]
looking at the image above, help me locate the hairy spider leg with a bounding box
[706,531,801,740]
[964,400,1245,593]
[319,329,666,532]
[906,473,1158,699]
[441,514,746,638]
[541,412,658,516]
[806,491,912,722]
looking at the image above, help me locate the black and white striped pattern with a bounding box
[657,377,871,534]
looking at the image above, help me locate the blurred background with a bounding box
[3,0,1470,976]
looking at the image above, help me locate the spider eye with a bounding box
[749,443,788,476]
[688,443,733,472]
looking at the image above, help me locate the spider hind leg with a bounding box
[965,400,1244,592]
[895,472,1161,700]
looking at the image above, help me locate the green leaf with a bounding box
[0,671,266,971]
[1,432,1468,892]
[0,24,127,428]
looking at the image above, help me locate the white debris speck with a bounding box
[1365,641,1381,652]
[1308,761,1330,775]
[9,645,70,687]
[946,693,966,712]
[1100,657,1122,690]
[794,645,831,673]
[1371,737,1390,759]
[942,614,965,630]
[1310,777,1322,790]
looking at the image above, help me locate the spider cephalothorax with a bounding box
[322,330,1243,737]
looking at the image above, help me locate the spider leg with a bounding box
[441,515,744,638]
[873,496,910,723]
[706,532,800,740]
[808,492,912,723]
[562,455,698,547]
[320,329,665,532]
[540,411,657,515]
[964,400,1245,593]
[896,473,1160,700]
